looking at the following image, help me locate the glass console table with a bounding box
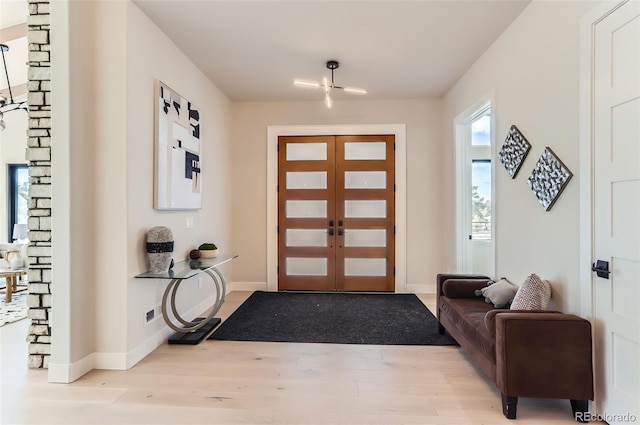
[135,254,238,345]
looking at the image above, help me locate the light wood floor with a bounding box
[0,291,592,424]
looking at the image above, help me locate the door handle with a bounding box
[591,260,611,279]
[328,228,334,236]
[338,229,344,236]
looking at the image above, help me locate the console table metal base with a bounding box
[168,317,221,345]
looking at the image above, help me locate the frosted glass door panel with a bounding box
[344,142,386,160]
[344,258,386,277]
[344,200,386,218]
[344,171,386,189]
[345,229,387,247]
[286,229,327,247]
[286,200,327,218]
[286,257,327,276]
[286,143,327,161]
[286,171,327,189]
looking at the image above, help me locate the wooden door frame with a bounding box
[267,124,407,293]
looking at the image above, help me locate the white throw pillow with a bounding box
[475,278,518,308]
[510,273,551,310]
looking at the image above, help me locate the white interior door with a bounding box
[593,1,640,421]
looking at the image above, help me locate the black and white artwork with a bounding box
[526,147,573,211]
[498,125,531,179]
[154,81,201,210]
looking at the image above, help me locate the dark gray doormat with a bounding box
[209,291,458,346]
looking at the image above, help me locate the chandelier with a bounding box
[1,43,28,131]
[294,60,367,108]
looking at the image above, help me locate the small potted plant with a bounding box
[198,243,218,258]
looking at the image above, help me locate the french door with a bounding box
[278,135,395,291]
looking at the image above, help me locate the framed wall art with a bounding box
[154,81,202,210]
[526,147,573,211]
[498,125,531,179]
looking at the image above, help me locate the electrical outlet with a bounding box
[186,217,194,229]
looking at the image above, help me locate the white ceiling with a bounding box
[2,1,532,102]
[0,0,27,30]
[134,0,531,102]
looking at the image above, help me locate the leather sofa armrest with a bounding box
[495,313,594,400]
[442,279,490,298]
[436,273,490,300]
[485,309,561,337]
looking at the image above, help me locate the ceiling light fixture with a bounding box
[0,44,28,131]
[294,60,367,108]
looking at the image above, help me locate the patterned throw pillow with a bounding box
[510,273,552,310]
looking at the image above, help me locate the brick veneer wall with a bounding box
[26,0,52,369]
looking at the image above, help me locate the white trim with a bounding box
[266,124,407,292]
[49,0,73,384]
[48,294,218,382]
[579,0,628,411]
[453,94,495,276]
[579,0,626,321]
[227,281,267,292]
[47,356,94,384]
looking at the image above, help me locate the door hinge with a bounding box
[277,225,279,233]
[394,225,396,234]
[393,267,396,276]
[277,144,279,152]
[277,185,279,193]
[393,143,396,151]
[394,184,396,192]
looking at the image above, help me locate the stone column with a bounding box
[26,0,51,369]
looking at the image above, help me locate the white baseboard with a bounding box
[227,281,267,292]
[48,352,97,383]
[48,294,217,382]
[406,282,435,294]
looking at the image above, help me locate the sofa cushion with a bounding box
[475,278,518,308]
[511,273,551,310]
[439,297,496,362]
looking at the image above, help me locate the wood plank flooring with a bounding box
[0,291,594,424]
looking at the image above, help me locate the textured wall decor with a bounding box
[155,81,202,210]
[527,147,573,211]
[498,125,531,178]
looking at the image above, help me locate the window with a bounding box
[8,164,29,242]
[471,160,491,240]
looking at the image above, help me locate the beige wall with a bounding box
[231,99,445,291]
[125,2,232,359]
[50,0,232,377]
[443,0,600,312]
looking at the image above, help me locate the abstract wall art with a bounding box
[498,125,531,179]
[526,147,573,211]
[154,81,202,210]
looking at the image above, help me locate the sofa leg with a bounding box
[501,394,518,419]
[570,399,589,422]
[437,322,445,335]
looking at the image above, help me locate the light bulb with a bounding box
[294,80,320,88]
[344,87,367,95]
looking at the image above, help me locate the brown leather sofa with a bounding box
[436,274,594,421]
